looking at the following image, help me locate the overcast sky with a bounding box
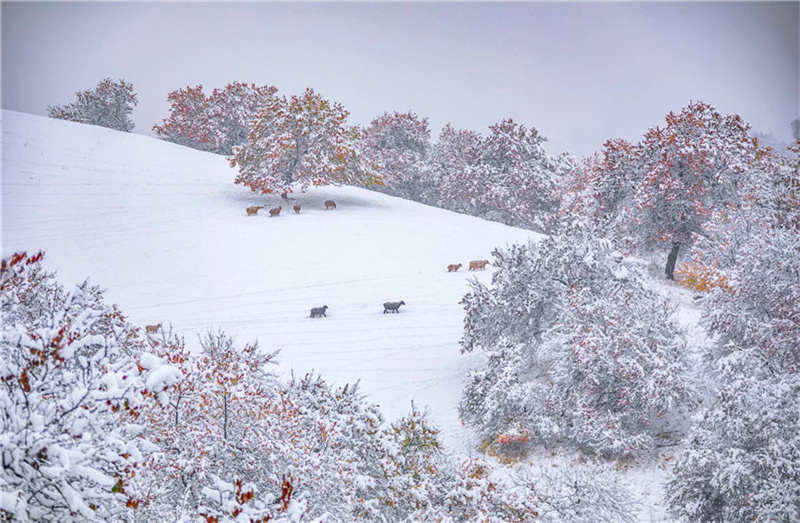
[2,2,798,158]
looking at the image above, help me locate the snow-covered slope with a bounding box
[1,110,539,449]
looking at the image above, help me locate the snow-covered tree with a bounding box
[152,85,212,151]
[0,252,181,522]
[429,120,566,231]
[47,78,138,132]
[633,102,761,280]
[575,101,768,279]
[153,82,278,155]
[362,111,434,203]
[429,124,485,216]
[231,88,383,197]
[571,139,637,231]
[478,119,565,231]
[777,140,800,230]
[207,82,280,156]
[460,226,696,456]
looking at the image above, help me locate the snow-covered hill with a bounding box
[1,110,539,450]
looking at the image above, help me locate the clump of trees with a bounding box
[153,82,569,230]
[362,116,570,232]
[459,225,697,457]
[554,102,800,520]
[47,78,138,132]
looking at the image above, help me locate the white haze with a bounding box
[2,2,798,158]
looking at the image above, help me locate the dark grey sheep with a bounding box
[310,305,329,318]
[383,301,405,314]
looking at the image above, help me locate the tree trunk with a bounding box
[665,242,680,280]
[174,395,181,430]
[223,395,228,440]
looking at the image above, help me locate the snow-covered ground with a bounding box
[3,110,704,521]
[1,110,538,451]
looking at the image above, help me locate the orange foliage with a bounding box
[675,262,731,293]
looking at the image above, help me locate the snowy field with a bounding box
[1,110,538,451]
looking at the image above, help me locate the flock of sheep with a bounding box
[246,199,337,217]
[243,199,491,320]
[141,200,493,333]
[306,260,491,320]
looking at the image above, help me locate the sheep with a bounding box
[310,305,329,318]
[324,200,337,210]
[447,263,462,272]
[246,206,263,216]
[145,323,162,334]
[269,206,282,217]
[469,260,490,271]
[383,301,405,314]
[293,205,301,214]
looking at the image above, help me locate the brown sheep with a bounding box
[447,263,462,272]
[246,206,263,216]
[469,260,490,271]
[269,206,282,217]
[293,205,301,214]
[145,323,162,334]
[324,200,337,210]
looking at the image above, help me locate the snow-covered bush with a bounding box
[377,405,533,522]
[460,226,696,456]
[47,78,138,132]
[668,223,800,522]
[134,329,528,522]
[129,328,532,522]
[701,223,800,375]
[131,329,301,521]
[667,371,800,523]
[0,252,181,522]
[512,460,640,523]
